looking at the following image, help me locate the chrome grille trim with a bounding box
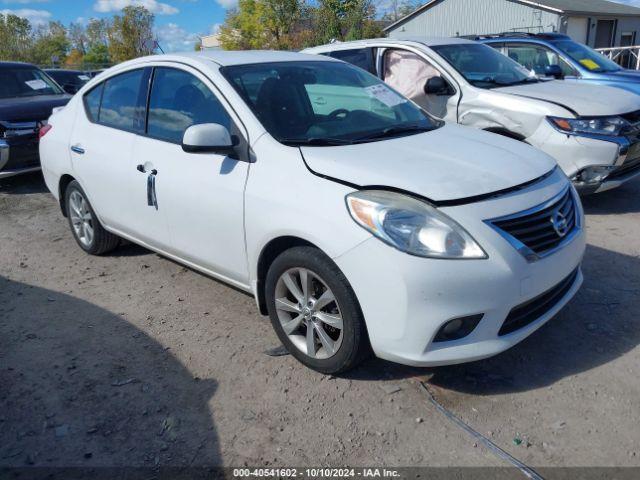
[485,185,582,263]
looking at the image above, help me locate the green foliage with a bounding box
[30,21,71,66]
[0,13,33,62]
[107,6,155,63]
[84,44,111,67]
[219,0,383,51]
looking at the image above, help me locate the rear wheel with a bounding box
[265,246,370,374]
[65,180,119,255]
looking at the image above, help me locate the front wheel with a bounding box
[65,180,120,255]
[265,246,370,374]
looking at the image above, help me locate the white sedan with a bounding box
[40,51,585,373]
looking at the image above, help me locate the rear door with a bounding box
[70,68,151,235]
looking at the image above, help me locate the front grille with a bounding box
[499,268,579,336]
[489,187,578,259]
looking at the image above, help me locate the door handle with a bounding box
[146,169,158,210]
[137,164,157,175]
[71,145,85,155]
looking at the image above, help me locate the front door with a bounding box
[131,65,250,284]
[379,48,459,122]
[595,20,615,49]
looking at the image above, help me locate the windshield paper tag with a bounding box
[78,75,90,81]
[25,79,48,90]
[579,59,600,70]
[365,85,406,107]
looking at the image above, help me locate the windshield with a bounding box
[0,67,64,99]
[221,61,439,146]
[552,40,621,73]
[431,43,537,88]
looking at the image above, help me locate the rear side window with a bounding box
[328,48,376,74]
[83,83,103,122]
[97,69,148,132]
[147,67,231,144]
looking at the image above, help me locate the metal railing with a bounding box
[596,45,640,70]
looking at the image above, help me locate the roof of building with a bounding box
[384,0,640,32]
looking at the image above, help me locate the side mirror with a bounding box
[544,64,563,79]
[182,123,238,156]
[424,76,451,96]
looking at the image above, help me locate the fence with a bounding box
[596,45,640,70]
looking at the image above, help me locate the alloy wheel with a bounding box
[274,268,344,359]
[69,190,94,248]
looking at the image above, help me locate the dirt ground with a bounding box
[1,172,639,474]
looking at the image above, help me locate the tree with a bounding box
[263,0,301,49]
[30,21,70,66]
[381,0,422,22]
[69,22,88,54]
[86,18,109,49]
[0,13,33,62]
[219,0,266,50]
[65,48,84,67]
[107,6,155,63]
[84,44,110,67]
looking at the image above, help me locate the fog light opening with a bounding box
[433,314,484,343]
[574,165,615,185]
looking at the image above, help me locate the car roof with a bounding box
[305,37,476,52]
[122,50,338,68]
[0,61,38,69]
[477,33,571,42]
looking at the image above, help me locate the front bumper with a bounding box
[334,171,586,367]
[534,121,640,194]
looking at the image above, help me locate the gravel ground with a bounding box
[1,172,639,473]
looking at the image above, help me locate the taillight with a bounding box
[39,124,52,139]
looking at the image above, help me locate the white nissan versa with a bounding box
[40,51,585,373]
[305,38,640,194]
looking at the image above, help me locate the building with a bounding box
[384,0,640,49]
[199,34,221,50]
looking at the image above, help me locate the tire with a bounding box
[64,180,120,255]
[265,246,371,374]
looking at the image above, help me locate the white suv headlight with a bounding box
[346,190,487,259]
[548,116,628,136]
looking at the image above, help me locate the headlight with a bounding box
[346,190,487,259]
[548,116,628,136]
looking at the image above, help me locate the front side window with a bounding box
[328,48,376,74]
[0,67,63,99]
[221,61,439,146]
[98,69,147,132]
[551,39,621,73]
[432,43,537,89]
[383,49,446,100]
[504,43,576,77]
[147,68,232,144]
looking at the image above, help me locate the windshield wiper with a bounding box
[355,125,432,142]
[280,137,355,147]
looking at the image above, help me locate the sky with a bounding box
[0,0,233,52]
[2,0,640,53]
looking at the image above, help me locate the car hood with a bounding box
[600,69,640,83]
[0,94,71,123]
[300,124,556,203]
[496,80,640,116]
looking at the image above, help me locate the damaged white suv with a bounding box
[305,38,640,194]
